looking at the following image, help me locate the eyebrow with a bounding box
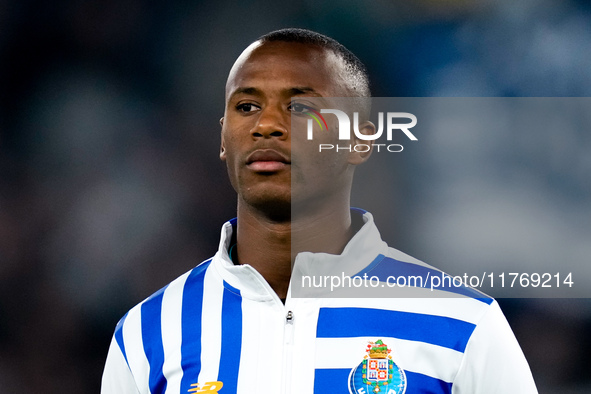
[229,86,321,100]
[230,87,262,98]
[286,87,319,96]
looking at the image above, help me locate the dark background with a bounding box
[1,0,590,392]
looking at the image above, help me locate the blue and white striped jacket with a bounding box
[101,211,537,394]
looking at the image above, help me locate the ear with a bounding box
[219,117,226,161]
[347,120,375,165]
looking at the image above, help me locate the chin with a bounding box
[242,188,291,222]
[253,198,291,222]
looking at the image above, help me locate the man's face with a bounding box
[220,41,358,217]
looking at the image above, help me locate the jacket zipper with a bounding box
[282,309,295,393]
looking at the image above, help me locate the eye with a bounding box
[289,102,308,113]
[236,103,260,113]
[289,102,317,115]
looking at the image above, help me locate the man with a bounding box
[102,28,537,393]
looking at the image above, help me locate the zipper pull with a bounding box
[286,310,294,323]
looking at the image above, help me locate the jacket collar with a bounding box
[211,210,388,300]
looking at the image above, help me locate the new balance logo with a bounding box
[188,381,223,393]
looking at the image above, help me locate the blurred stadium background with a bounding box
[0,0,590,392]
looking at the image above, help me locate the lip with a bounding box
[246,149,290,172]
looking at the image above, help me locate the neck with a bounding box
[234,197,353,299]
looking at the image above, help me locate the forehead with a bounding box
[225,41,350,99]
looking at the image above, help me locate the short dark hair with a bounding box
[258,28,371,97]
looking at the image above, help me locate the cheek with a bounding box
[293,120,348,164]
[291,135,349,189]
[221,135,241,184]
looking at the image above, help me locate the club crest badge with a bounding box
[348,340,406,394]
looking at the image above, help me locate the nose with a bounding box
[251,105,288,140]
